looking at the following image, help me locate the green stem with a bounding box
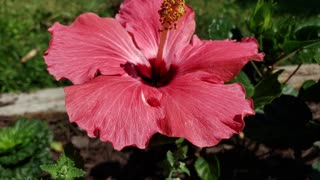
[283,63,303,85]
[275,40,320,66]
[250,61,263,78]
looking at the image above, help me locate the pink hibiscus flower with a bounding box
[44,0,264,150]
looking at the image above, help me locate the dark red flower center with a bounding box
[121,59,177,87]
[119,0,185,87]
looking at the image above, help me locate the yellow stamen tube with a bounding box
[155,0,186,77]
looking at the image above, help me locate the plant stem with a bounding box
[283,63,303,84]
[274,40,320,66]
[250,61,263,78]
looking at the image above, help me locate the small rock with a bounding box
[71,135,89,149]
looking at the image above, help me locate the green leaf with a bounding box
[295,25,320,41]
[166,151,175,167]
[244,95,315,149]
[0,118,52,179]
[312,161,320,172]
[295,41,320,64]
[41,152,85,180]
[302,80,317,90]
[175,138,185,146]
[177,162,190,176]
[282,40,312,54]
[229,71,255,98]
[40,165,57,175]
[299,80,320,101]
[252,70,284,109]
[299,48,319,63]
[282,84,299,97]
[253,96,277,110]
[249,0,274,33]
[50,141,64,152]
[166,149,190,179]
[195,156,220,180]
[314,48,320,63]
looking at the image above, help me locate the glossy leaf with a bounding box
[166,151,175,167]
[302,80,317,90]
[315,48,320,63]
[295,42,320,64]
[166,149,190,179]
[195,156,220,180]
[282,40,312,54]
[229,71,255,98]
[249,0,274,33]
[299,80,320,102]
[282,84,299,96]
[245,95,318,149]
[264,95,312,127]
[177,162,190,176]
[252,70,283,109]
[295,25,320,41]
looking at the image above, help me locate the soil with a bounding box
[0,112,173,179]
[1,102,320,180]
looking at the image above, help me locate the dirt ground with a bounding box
[1,100,320,179]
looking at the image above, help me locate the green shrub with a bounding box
[41,152,86,180]
[0,118,53,179]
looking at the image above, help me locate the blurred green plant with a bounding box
[0,0,121,93]
[250,1,320,66]
[248,0,274,34]
[195,155,220,180]
[0,118,53,179]
[207,0,320,109]
[0,0,319,179]
[251,70,284,109]
[0,0,319,94]
[41,152,86,180]
[200,0,319,178]
[166,150,190,180]
[161,138,190,180]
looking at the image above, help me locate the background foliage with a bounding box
[0,0,319,93]
[0,119,53,179]
[0,0,120,92]
[0,0,319,179]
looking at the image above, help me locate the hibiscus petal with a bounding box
[163,6,195,65]
[116,0,195,62]
[158,74,254,147]
[64,75,163,150]
[175,36,265,83]
[44,13,149,84]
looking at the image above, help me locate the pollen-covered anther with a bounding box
[159,0,186,30]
